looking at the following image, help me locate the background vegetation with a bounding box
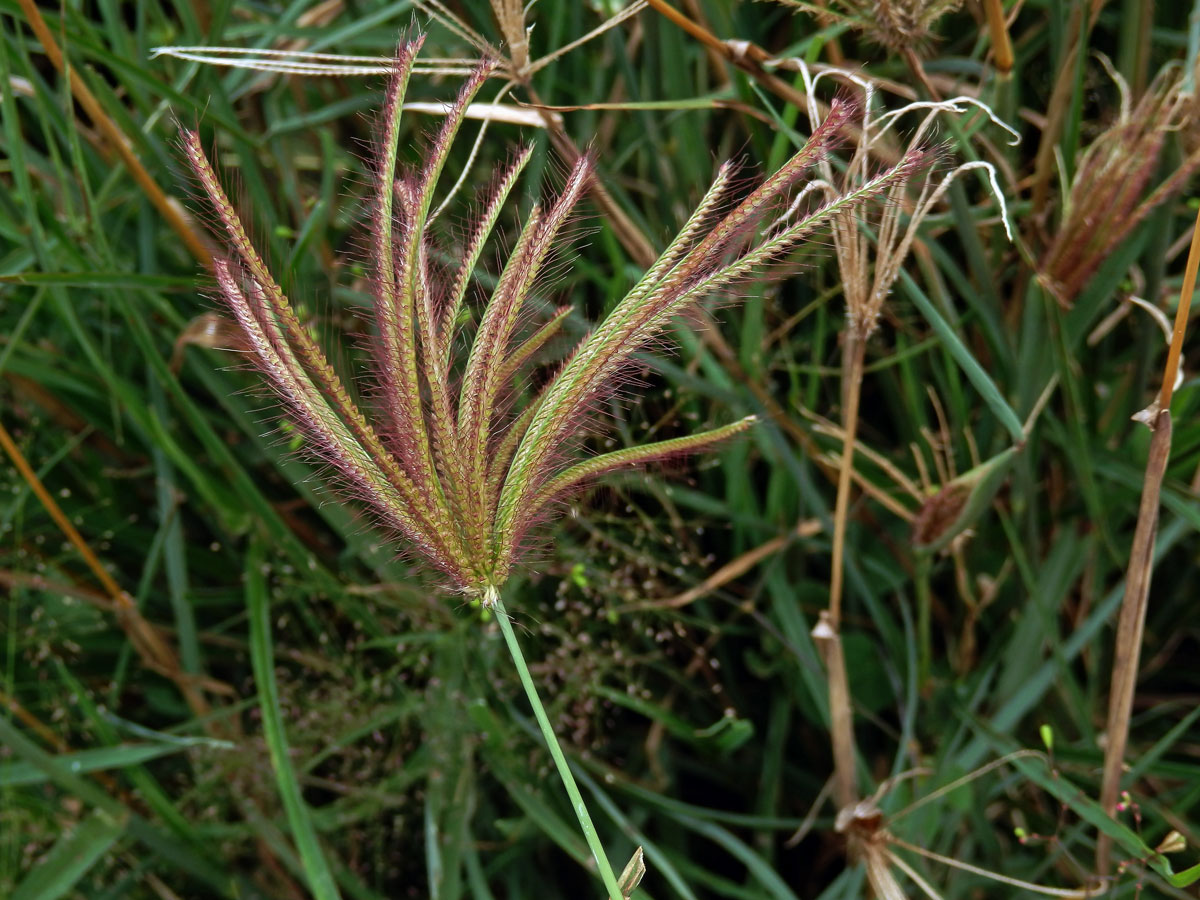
[2,0,1199,898]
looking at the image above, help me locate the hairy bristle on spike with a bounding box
[442,145,536,364]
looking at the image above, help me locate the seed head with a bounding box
[775,0,963,55]
[183,36,923,601]
[1041,63,1200,306]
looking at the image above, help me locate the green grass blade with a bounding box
[897,268,1026,444]
[0,717,233,893]
[0,743,211,788]
[491,594,623,900]
[246,537,342,900]
[11,810,126,900]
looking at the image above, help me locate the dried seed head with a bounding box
[911,446,1018,554]
[775,0,963,54]
[785,63,1014,343]
[490,0,530,74]
[1041,62,1200,306]
[910,482,971,549]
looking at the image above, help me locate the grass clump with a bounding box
[4,1,1200,899]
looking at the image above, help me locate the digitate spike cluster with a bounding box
[182,35,925,602]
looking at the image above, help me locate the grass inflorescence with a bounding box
[182,35,922,604]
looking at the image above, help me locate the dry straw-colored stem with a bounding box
[982,0,1014,76]
[829,332,867,629]
[1096,203,1199,874]
[1096,410,1170,873]
[817,329,868,813]
[815,614,858,811]
[1157,204,1200,412]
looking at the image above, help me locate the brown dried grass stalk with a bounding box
[1096,201,1199,874]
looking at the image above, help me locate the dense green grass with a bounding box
[3,0,1200,897]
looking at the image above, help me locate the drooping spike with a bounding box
[212,259,464,581]
[521,416,758,530]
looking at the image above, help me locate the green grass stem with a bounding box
[491,594,623,900]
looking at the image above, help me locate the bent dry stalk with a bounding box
[183,34,924,899]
